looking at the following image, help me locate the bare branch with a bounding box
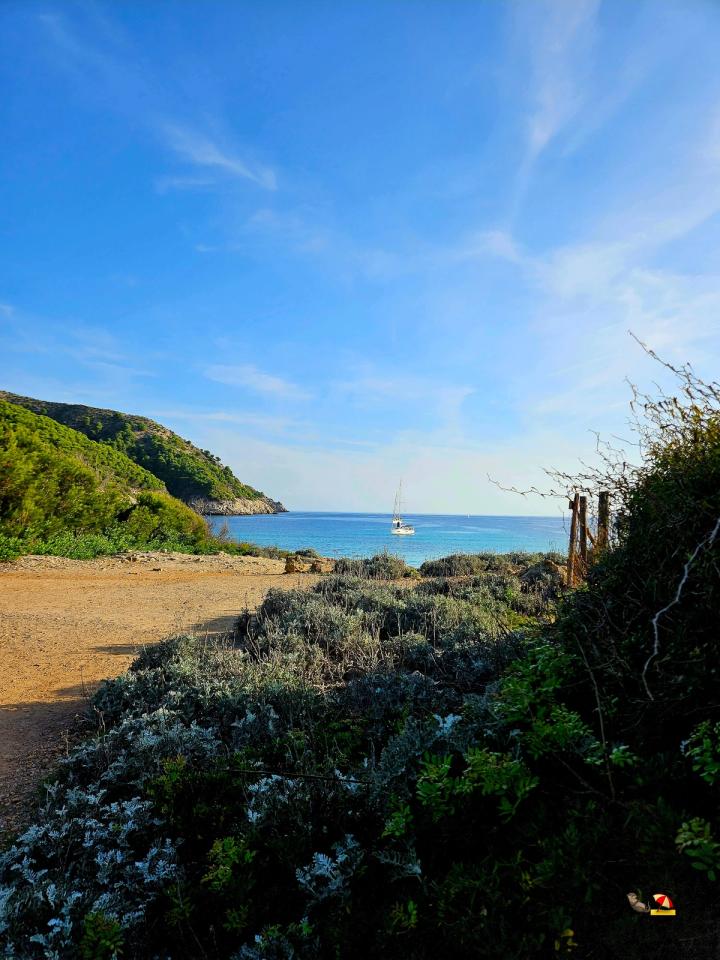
[641,516,720,700]
[576,629,615,802]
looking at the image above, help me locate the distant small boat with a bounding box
[391,481,415,535]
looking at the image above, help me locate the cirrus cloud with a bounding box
[204,363,311,400]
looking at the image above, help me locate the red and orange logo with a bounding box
[650,894,675,916]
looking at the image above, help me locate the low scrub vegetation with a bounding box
[334,550,418,579]
[419,550,564,578]
[0,556,559,958]
[1,363,719,957]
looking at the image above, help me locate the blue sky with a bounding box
[2,0,720,514]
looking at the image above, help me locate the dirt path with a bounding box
[0,553,318,833]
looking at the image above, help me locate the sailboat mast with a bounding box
[390,479,415,535]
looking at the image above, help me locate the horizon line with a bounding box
[223,509,567,519]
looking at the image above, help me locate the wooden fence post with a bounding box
[578,496,588,576]
[596,491,610,554]
[567,492,579,587]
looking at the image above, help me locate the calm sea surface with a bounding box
[208,512,567,567]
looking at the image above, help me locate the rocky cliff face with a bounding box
[188,496,287,516]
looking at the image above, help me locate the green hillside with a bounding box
[0,398,213,556]
[0,391,270,506]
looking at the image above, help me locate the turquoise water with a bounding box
[208,512,567,567]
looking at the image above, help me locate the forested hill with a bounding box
[0,391,286,515]
[0,398,211,553]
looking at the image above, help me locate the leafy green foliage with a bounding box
[80,912,124,960]
[0,398,162,539]
[675,723,720,881]
[0,532,24,561]
[1,391,269,504]
[202,836,256,895]
[416,746,539,823]
[676,818,720,882]
[683,720,720,786]
[0,399,221,555]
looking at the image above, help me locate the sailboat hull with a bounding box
[391,527,414,535]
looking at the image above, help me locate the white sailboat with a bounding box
[391,481,415,535]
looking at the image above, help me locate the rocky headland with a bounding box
[189,496,287,515]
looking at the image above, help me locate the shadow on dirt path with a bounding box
[0,558,318,834]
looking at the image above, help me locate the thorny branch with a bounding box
[641,516,720,700]
[489,334,720,560]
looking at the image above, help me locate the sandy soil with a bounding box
[0,553,318,833]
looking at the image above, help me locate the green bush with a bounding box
[334,550,418,579]
[0,532,24,561]
[80,912,124,960]
[418,551,550,578]
[224,540,292,560]
[32,531,129,559]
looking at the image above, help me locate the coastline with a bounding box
[191,495,287,516]
[206,511,567,566]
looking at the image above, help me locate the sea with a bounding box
[207,512,567,567]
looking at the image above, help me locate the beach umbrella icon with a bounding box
[653,894,674,910]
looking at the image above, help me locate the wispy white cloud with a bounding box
[534,240,631,300]
[335,373,475,441]
[243,207,426,281]
[66,324,131,365]
[337,375,473,407]
[449,229,523,264]
[162,124,277,191]
[513,258,720,429]
[521,0,600,161]
[531,143,720,308]
[38,12,277,195]
[506,0,601,221]
[1,310,153,387]
[449,99,720,434]
[248,208,330,252]
[562,2,719,157]
[205,363,311,400]
[152,409,298,435]
[194,424,581,517]
[2,323,145,403]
